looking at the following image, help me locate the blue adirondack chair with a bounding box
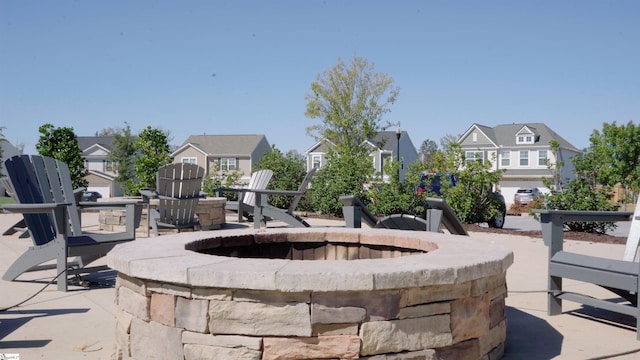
[2,155,141,291]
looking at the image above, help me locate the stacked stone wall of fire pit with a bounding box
[99,197,226,233]
[107,228,513,360]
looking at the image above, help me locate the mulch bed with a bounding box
[305,213,628,245]
[464,223,627,245]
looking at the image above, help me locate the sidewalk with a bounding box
[1,212,639,359]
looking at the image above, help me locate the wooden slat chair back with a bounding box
[146,163,205,235]
[2,155,140,291]
[216,169,274,223]
[242,169,274,208]
[6,155,59,245]
[286,168,316,215]
[252,168,316,229]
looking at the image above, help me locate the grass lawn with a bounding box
[0,196,15,206]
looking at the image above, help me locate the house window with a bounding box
[519,151,529,166]
[312,155,321,169]
[538,150,548,166]
[181,157,197,165]
[465,151,483,165]
[500,151,510,167]
[517,135,534,144]
[220,158,237,171]
[104,160,114,172]
[472,133,477,142]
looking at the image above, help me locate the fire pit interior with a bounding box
[193,233,426,260]
[107,228,513,360]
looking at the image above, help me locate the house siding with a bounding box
[305,132,418,183]
[458,123,580,207]
[171,134,271,184]
[176,147,207,168]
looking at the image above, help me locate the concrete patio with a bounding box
[0,211,639,359]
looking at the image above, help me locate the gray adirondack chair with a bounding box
[533,197,640,339]
[340,195,468,235]
[216,169,273,223]
[340,195,379,228]
[2,155,141,291]
[141,163,205,236]
[252,168,316,229]
[375,214,433,231]
[424,197,469,235]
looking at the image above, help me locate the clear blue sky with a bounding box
[2,1,638,155]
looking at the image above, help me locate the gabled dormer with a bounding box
[515,126,538,145]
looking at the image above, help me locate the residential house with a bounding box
[458,123,581,206]
[0,140,22,196]
[305,131,418,182]
[171,134,271,183]
[78,136,125,198]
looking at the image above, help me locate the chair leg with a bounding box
[56,237,69,292]
[148,209,160,236]
[2,236,69,291]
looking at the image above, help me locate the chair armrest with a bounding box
[250,189,304,197]
[3,203,71,214]
[532,209,633,222]
[532,209,633,250]
[214,187,248,196]
[139,189,158,202]
[78,199,141,210]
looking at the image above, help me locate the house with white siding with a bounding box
[458,123,581,206]
[305,131,418,183]
[78,136,125,198]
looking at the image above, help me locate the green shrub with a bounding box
[538,179,619,233]
[255,146,309,210]
[309,148,373,216]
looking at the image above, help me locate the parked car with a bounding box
[417,172,506,228]
[513,188,541,205]
[81,191,102,202]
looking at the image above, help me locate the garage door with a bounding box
[87,186,110,199]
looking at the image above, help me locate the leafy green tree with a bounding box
[132,126,172,194]
[309,147,373,216]
[444,157,505,225]
[439,133,461,151]
[418,139,438,164]
[588,121,640,195]
[305,56,399,150]
[108,123,138,195]
[36,124,88,189]
[536,121,640,232]
[255,145,309,210]
[430,143,505,225]
[367,160,427,216]
[202,160,243,200]
[538,141,619,233]
[304,57,399,215]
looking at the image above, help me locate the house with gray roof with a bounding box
[77,136,126,198]
[458,123,581,206]
[305,131,418,183]
[171,134,271,183]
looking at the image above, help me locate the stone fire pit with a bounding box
[107,227,513,359]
